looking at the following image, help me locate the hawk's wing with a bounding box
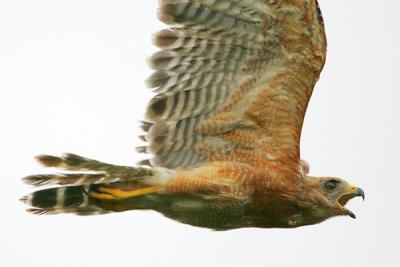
[138,0,327,171]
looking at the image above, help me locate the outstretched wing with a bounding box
[138,0,327,170]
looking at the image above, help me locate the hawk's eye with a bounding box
[325,180,339,191]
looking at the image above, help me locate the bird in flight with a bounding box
[21,0,364,230]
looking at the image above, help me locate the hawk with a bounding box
[21,0,364,230]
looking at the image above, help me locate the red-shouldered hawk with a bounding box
[21,0,364,230]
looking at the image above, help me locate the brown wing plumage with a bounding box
[139,0,327,172]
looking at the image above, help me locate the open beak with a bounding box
[337,186,365,219]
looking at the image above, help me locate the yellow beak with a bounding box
[337,186,365,219]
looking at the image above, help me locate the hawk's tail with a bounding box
[23,153,153,186]
[20,153,173,215]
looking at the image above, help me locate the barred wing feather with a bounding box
[139,0,327,170]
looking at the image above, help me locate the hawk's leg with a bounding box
[89,186,159,200]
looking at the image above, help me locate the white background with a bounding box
[1,1,399,266]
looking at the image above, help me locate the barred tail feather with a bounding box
[20,183,163,215]
[20,185,107,215]
[36,153,152,175]
[23,153,154,186]
[22,173,108,187]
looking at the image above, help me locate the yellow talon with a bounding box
[90,186,160,200]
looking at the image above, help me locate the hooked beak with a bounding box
[337,186,365,219]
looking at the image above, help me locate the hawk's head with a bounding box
[311,177,365,220]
